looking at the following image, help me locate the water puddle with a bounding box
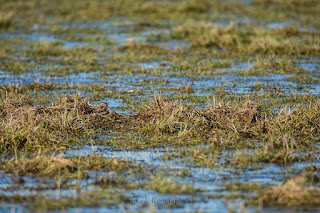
[1,8,320,212]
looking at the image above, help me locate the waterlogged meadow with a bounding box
[1,0,320,212]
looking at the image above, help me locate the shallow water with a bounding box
[1,6,320,212]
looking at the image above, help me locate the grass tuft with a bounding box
[255,177,320,207]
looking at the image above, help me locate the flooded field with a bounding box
[1,0,320,212]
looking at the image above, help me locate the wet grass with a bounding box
[58,34,113,44]
[132,97,320,146]
[238,56,311,75]
[0,188,126,211]
[145,175,202,195]
[1,0,320,27]
[172,22,320,56]
[252,177,320,208]
[3,89,317,162]
[0,93,91,152]
[1,0,320,212]
[0,153,142,179]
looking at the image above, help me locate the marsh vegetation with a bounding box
[1,0,320,212]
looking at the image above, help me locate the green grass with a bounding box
[0,153,142,179]
[0,188,126,211]
[1,0,320,211]
[145,175,203,194]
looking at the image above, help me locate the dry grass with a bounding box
[256,177,320,207]
[1,154,76,177]
[0,11,14,29]
[250,56,309,74]
[1,89,319,157]
[0,91,124,151]
[1,88,319,152]
[133,96,320,144]
[0,188,125,211]
[133,96,262,138]
[252,0,320,8]
[171,22,320,56]
[1,152,138,179]
[131,96,320,164]
[145,175,201,194]
[0,0,319,211]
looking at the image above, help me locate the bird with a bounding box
[94,102,109,115]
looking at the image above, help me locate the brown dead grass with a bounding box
[134,96,320,140]
[256,177,320,207]
[132,96,262,137]
[3,154,76,177]
[1,91,320,152]
[1,153,137,178]
[0,92,126,151]
[0,11,14,29]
